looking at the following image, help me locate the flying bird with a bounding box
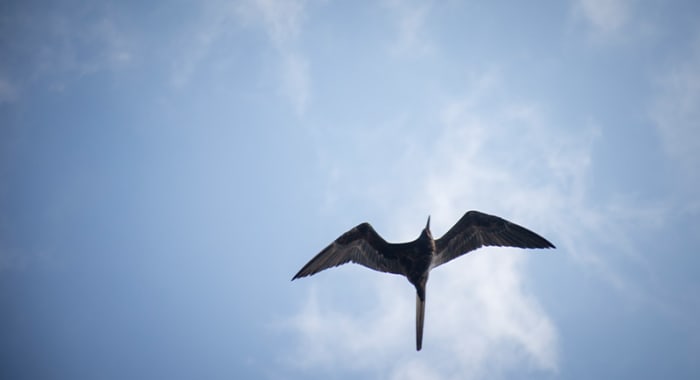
[292,210,555,351]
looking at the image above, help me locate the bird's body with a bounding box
[292,210,555,351]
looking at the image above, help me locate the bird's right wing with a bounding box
[292,223,403,280]
[433,210,555,268]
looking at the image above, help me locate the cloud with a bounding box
[74,16,133,73]
[286,279,411,371]
[167,0,311,114]
[168,1,254,89]
[242,0,307,47]
[0,4,133,96]
[570,0,648,46]
[169,10,229,88]
[279,52,310,115]
[0,77,18,103]
[43,10,133,75]
[383,0,435,56]
[651,34,700,191]
[572,0,632,39]
[236,0,311,114]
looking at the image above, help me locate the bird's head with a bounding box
[421,215,433,239]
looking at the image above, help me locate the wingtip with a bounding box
[536,235,556,250]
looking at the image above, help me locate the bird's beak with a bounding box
[426,215,431,230]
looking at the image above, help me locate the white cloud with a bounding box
[651,35,700,189]
[236,0,311,114]
[169,12,228,88]
[383,0,435,56]
[169,1,247,88]
[287,278,411,371]
[36,10,134,78]
[242,0,307,47]
[169,0,311,113]
[280,52,310,115]
[574,0,631,35]
[1,4,134,96]
[0,77,18,103]
[87,17,133,70]
[389,358,442,380]
[429,254,558,376]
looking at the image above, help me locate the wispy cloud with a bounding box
[571,0,642,44]
[69,16,133,74]
[0,77,18,104]
[279,51,310,115]
[0,4,133,96]
[168,8,231,88]
[651,34,700,191]
[236,0,311,114]
[36,11,133,77]
[241,0,307,46]
[167,1,311,113]
[573,0,631,35]
[383,0,435,56]
[643,32,700,341]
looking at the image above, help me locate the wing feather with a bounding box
[292,222,403,280]
[433,211,555,268]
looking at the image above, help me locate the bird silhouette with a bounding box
[292,210,555,351]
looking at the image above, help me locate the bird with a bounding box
[292,210,555,351]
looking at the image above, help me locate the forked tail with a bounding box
[416,293,425,351]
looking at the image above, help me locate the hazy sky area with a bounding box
[1,1,699,379]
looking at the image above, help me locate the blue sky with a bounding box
[1,0,699,379]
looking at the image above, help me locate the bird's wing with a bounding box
[292,222,403,280]
[433,210,555,268]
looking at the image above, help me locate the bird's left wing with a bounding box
[292,223,403,280]
[432,211,555,269]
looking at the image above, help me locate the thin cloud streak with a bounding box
[0,77,18,103]
[651,33,700,190]
[574,0,631,35]
[168,0,311,113]
[384,0,435,56]
[236,0,311,114]
[243,0,307,46]
[0,5,133,96]
[169,11,227,88]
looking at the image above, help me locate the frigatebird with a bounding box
[292,210,555,351]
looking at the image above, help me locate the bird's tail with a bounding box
[416,292,425,351]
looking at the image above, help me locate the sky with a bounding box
[1,0,699,379]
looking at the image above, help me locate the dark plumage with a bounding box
[292,210,555,351]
